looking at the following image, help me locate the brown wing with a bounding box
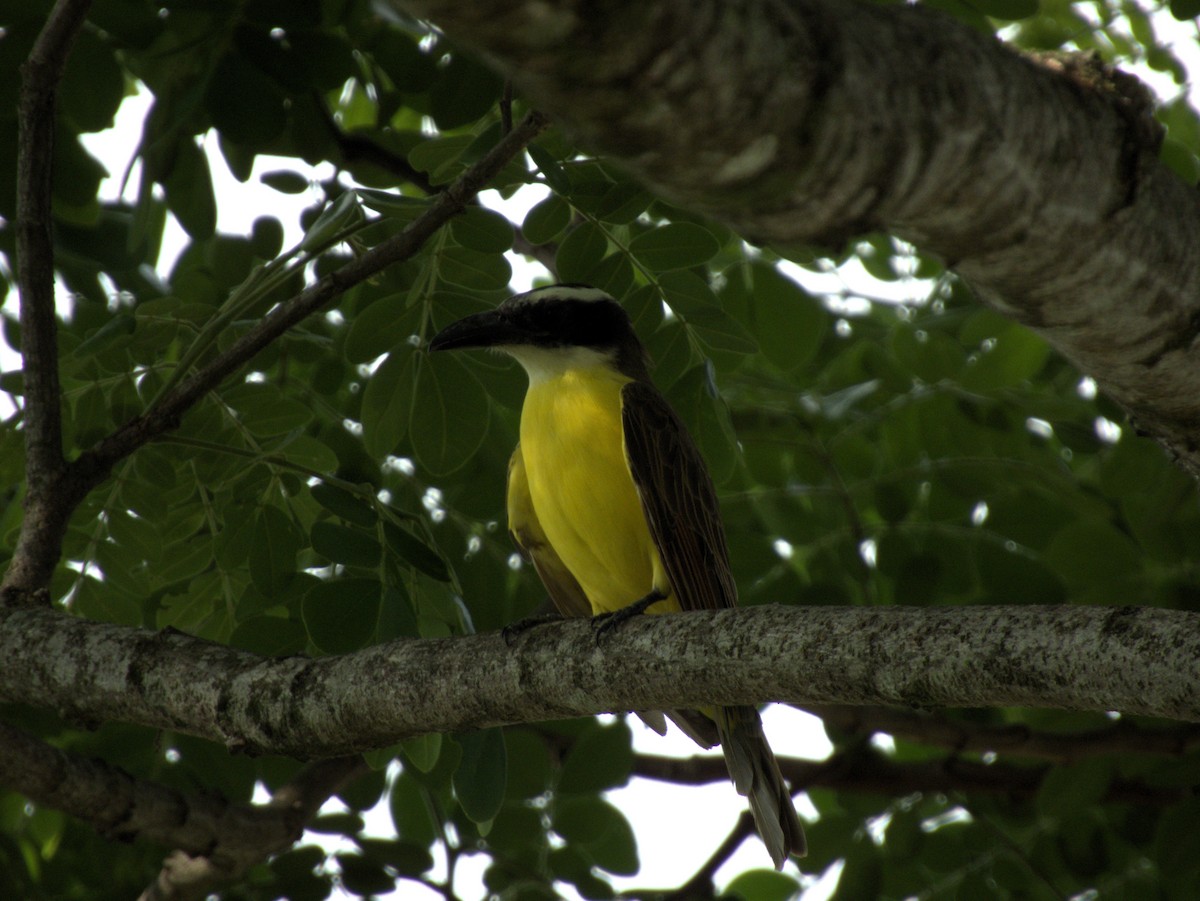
[620,380,737,612]
[506,444,592,618]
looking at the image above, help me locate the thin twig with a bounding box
[500,77,514,135]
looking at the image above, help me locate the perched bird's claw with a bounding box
[501,613,564,646]
[591,589,667,643]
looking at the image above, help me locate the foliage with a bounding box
[3,0,1200,898]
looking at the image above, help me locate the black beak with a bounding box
[428,309,523,352]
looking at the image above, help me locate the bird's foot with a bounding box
[591,589,667,643]
[501,612,564,646]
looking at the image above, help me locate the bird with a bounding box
[428,283,806,867]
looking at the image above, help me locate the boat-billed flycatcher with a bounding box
[429,284,806,867]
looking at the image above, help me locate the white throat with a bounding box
[505,345,617,385]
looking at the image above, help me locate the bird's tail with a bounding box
[715,705,807,868]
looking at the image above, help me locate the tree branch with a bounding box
[809,704,1200,762]
[387,0,1200,478]
[5,0,94,606]
[315,94,559,272]
[0,717,366,899]
[137,755,368,901]
[314,93,438,193]
[633,746,1185,806]
[0,604,1196,759]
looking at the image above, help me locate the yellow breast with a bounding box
[518,368,675,615]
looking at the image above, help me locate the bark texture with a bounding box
[390,0,1200,474]
[1,604,1196,759]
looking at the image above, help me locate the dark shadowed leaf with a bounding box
[453,728,507,824]
[302,578,382,654]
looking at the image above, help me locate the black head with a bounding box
[429,285,650,379]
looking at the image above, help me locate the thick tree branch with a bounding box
[388,0,1200,477]
[6,0,94,606]
[0,605,1196,759]
[0,717,365,898]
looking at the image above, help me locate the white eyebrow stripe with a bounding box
[509,285,614,305]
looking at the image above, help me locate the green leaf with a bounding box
[361,345,418,460]
[451,207,514,253]
[724,869,802,901]
[830,841,883,900]
[430,51,503,130]
[345,293,420,364]
[336,853,394,896]
[522,195,572,244]
[735,261,827,370]
[223,382,314,436]
[251,216,284,259]
[1036,757,1114,819]
[453,729,507,824]
[356,837,434,878]
[157,539,215,584]
[389,771,438,846]
[1156,797,1200,884]
[1171,0,1200,19]
[1044,520,1143,594]
[261,170,310,194]
[106,509,162,561]
[60,31,125,133]
[383,521,451,581]
[229,615,308,655]
[439,245,512,291]
[528,143,571,194]
[311,521,382,568]
[629,222,720,272]
[558,722,633,794]
[587,251,635,299]
[301,191,363,252]
[357,189,429,221]
[402,733,443,773]
[658,269,718,314]
[163,139,216,240]
[302,578,382,654]
[891,326,965,383]
[155,582,220,634]
[278,435,339,472]
[960,323,1049,390]
[409,354,490,475]
[556,222,609,283]
[249,505,301,595]
[74,576,141,627]
[206,52,287,145]
[503,729,553,800]
[553,797,639,876]
[311,483,378,528]
[409,134,474,181]
[595,182,651,224]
